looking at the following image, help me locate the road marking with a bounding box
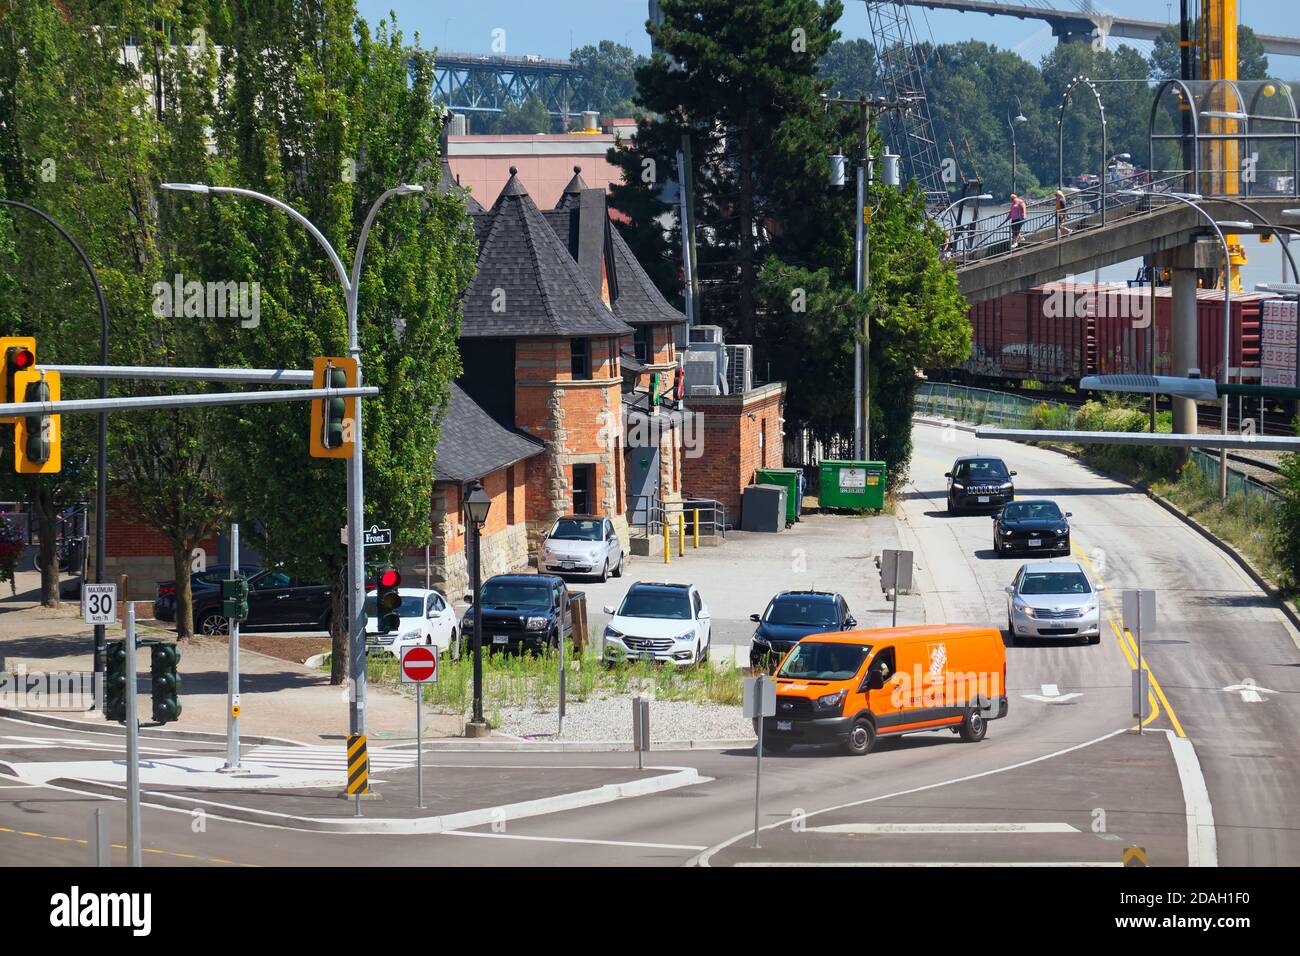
[1222,683,1277,703]
[242,744,416,773]
[1022,683,1083,704]
[806,822,1080,834]
[734,861,1123,867]
[441,830,708,851]
[0,734,177,756]
[1163,729,1218,867]
[0,825,256,866]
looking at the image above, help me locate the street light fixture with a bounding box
[162,180,424,737]
[463,479,492,733]
[1008,99,1028,197]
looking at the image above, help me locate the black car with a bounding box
[749,590,856,670]
[993,499,1072,557]
[191,569,331,635]
[946,456,1016,513]
[461,574,573,654]
[155,565,262,623]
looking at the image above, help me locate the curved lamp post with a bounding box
[1008,99,1027,197]
[463,479,492,731]
[1058,77,1108,224]
[161,181,423,736]
[0,199,110,683]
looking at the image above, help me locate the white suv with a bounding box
[602,582,711,666]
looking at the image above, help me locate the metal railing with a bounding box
[628,493,728,538]
[914,382,1075,428]
[1188,449,1282,506]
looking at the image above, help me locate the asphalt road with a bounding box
[3,422,1296,867]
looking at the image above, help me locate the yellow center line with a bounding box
[1073,544,1187,738]
[0,825,257,866]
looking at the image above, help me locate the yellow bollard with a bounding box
[693,509,700,549]
[663,520,670,564]
[678,513,685,557]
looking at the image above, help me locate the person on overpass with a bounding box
[1009,193,1027,247]
[1055,190,1071,236]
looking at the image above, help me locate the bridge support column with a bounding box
[1168,247,1200,459]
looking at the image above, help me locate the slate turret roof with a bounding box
[433,383,544,483]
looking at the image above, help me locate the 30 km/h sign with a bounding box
[82,584,117,625]
[400,645,438,684]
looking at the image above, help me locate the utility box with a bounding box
[755,467,802,524]
[818,460,886,511]
[741,484,787,533]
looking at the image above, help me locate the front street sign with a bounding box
[363,525,392,548]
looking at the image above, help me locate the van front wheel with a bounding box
[844,718,875,756]
[959,708,988,742]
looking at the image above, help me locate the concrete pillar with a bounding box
[1170,264,1199,442]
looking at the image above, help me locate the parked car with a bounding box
[155,565,262,622]
[1004,561,1101,644]
[946,456,1016,514]
[756,625,1008,755]
[538,515,624,581]
[192,569,331,636]
[602,581,712,666]
[461,574,572,654]
[749,590,855,670]
[992,499,1072,557]
[364,587,459,659]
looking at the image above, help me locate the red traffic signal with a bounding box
[9,348,33,370]
[379,568,400,588]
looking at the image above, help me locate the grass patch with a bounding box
[322,640,745,716]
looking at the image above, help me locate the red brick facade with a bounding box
[679,382,786,522]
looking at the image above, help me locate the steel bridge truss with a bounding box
[432,53,592,117]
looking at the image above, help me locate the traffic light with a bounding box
[650,372,661,407]
[103,640,127,723]
[13,368,61,474]
[150,643,182,724]
[309,355,357,459]
[376,565,402,634]
[221,576,249,622]
[1,336,36,417]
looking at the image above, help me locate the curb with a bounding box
[48,765,706,834]
[385,737,757,753]
[0,706,306,748]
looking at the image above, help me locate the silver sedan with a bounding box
[1005,560,1101,645]
[538,515,625,582]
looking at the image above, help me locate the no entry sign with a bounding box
[400,644,438,684]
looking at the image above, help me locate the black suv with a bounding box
[946,456,1016,514]
[462,574,573,654]
[749,590,856,670]
[191,570,331,635]
[993,499,1071,557]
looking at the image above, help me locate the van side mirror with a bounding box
[866,670,885,691]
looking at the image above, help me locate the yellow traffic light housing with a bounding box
[309,356,357,459]
[13,367,61,474]
[1,336,36,418]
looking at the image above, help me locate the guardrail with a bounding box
[628,494,729,538]
[914,381,1074,427]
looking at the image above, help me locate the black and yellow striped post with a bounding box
[347,733,369,813]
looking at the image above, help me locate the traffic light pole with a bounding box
[125,602,142,868]
[223,523,241,771]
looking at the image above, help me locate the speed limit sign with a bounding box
[83,584,117,625]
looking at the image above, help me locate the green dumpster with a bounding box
[818,460,886,511]
[756,467,802,524]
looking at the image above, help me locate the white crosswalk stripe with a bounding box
[241,745,417,774]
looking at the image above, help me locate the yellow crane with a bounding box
[1203,0,1248,291]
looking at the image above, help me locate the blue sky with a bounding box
[359,1,1298,75]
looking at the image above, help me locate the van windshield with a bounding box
[777,642,872,681]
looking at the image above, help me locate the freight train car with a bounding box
[955,283,1273,386]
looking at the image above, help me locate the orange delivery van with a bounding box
[757,624,1008,755]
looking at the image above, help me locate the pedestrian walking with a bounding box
[1009,193,1026,247]
[1055,189,1071,236]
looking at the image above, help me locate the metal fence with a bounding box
[1188,450,1282,507]
[913,382,1074,428]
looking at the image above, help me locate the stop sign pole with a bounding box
[400,644,438,809]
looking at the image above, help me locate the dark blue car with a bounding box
[749,590,855,670]
[154,565,261,622]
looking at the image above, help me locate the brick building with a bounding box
[680,382,786,522]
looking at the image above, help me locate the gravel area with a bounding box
[495,692,755,742]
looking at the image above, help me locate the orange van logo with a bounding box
[927,643,948,677]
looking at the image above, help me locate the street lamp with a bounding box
[463,479,492,733]
[162,180,424,737]
[1008,100,1027,197]
[1121,188,1233,498]
[0,199,110,686]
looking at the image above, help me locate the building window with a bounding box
[570,337,591,379]
[572,463,595,515]
[633,326,651,363]
[506,466,517,525]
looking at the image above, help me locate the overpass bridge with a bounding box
[432,52,591,118]
[897,0,1300,56]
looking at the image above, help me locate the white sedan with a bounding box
[601,582,712,666]
[365,587,460,658]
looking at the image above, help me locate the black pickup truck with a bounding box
[461,574,574,654]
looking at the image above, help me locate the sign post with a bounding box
[400,644,438,809]
[743,674,778,849]
[880,549,914,628]
[223,524,242,771]
[1123,590,1156,734]
[632,696,650,770]
[558,628,566,738]
[124,602,142,868]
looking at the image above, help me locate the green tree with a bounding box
[571,40,646,118]
[818,37,877,99]
[494,94,553,134]
[1150,23,1269,81]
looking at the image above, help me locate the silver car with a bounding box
[1004,560,1101,645]
[539,515,624,582]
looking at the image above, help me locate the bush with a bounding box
[1275,451,1300,590]
[1072,399,1179,480]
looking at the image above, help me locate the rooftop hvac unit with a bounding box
[684,352,721,396]
[725,344,753,394]
[689,325,725,344]
[686,343,728,394]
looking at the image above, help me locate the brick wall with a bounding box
[679,382,786,524]
[419,468,531,599]
[100,497,220,599]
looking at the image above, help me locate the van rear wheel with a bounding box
[959,708,988,742]
[843,718,875,756]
